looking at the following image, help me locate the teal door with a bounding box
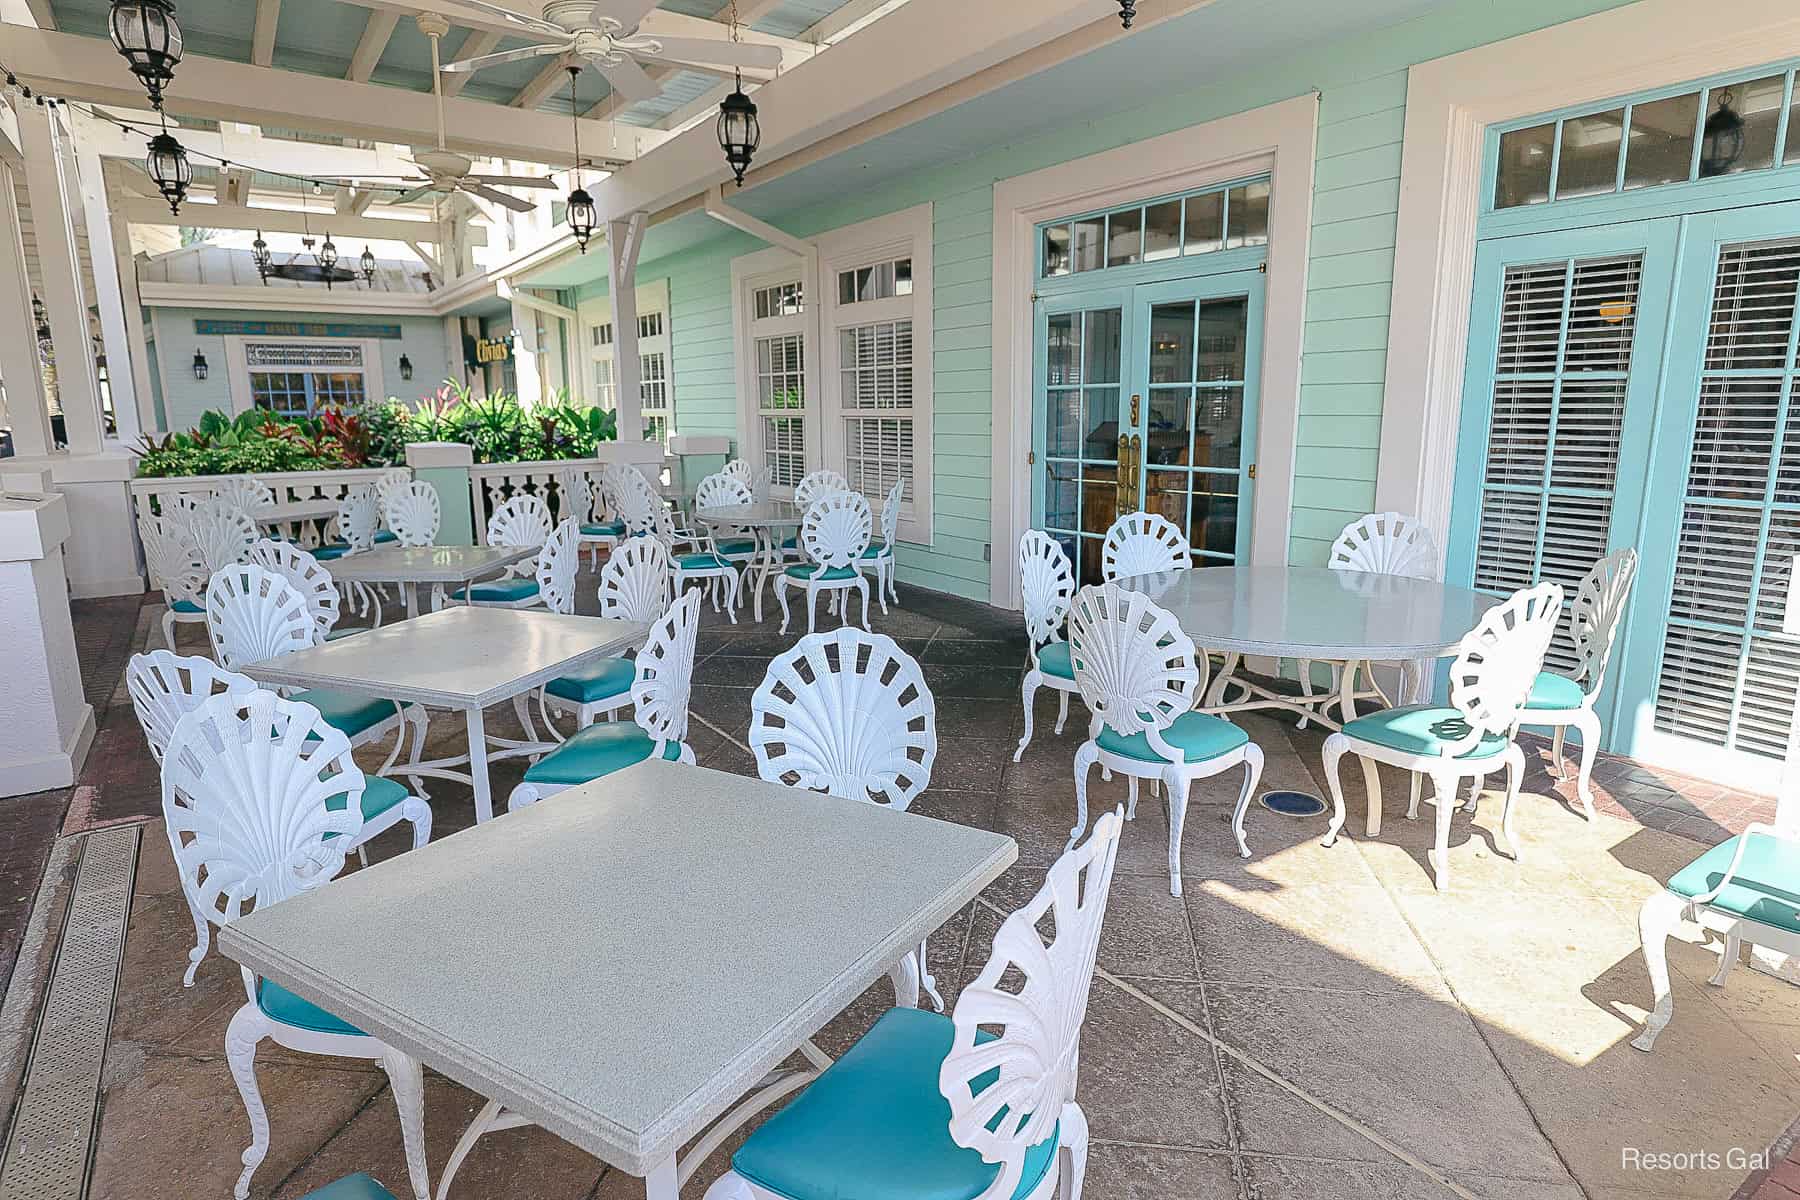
[1035,270,1264,583]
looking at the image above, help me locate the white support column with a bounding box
[0,159,54,459]
[17,100,103,454]
[511,298,543,405]
[608,212,648,444]
[70,113,141,444]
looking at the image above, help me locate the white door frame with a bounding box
[1376,0,1800,541]
[989,92,1319,609]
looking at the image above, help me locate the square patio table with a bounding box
[240,606,645,821]
[319,544,535,618]
[218,758,1017,1198]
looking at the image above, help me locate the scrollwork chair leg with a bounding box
[226,1004,271,1200]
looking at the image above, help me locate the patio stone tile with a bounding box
[90,1051,384,1200]
[974,867,1200,980]
[111,892,244,1050]
[1075,978,1231,1149]
[908,786,998,832]
[927,737,1011,792]
[1084,1143,1239,1197]
[688,683,757,730]
[272,1070,606,1199]
[692,653,772,689]
[1239,1157,1583,1199]
[1186,881,1447,998]
[992,783,1179,879]
[1350,792,1616,899]
[1203,981,1568,1180]
[132,818,184,902]
[922,662,1023,700]
[933,694,1024,741]
[919,638,1025,666]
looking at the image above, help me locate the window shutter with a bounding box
[1654,239,1800,760]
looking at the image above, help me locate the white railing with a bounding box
[469,443,667,544]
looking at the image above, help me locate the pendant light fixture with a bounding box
[360,244,377,284]
[145,120,190,215]
[1117,0,1136,28]
[317,231,339,289]
[108,0,183,110]
[1700,88,1746,177]
[32,294,51,351]
[715,0,759,187]
[564,67,597,253]
[250,231,271,282]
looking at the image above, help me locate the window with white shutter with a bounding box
[839,319,916,502]
[757,328,806,487]
[1471,253,1639,673]
[1653,238,1800,760]
[579,280,673,442]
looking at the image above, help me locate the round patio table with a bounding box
[1111,564,1498,730]
[694,500,803,624]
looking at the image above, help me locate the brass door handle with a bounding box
[1116,434,1132,512]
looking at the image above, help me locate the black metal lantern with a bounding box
[250,231,271,281]
[398,354,414,381]
[1117,0,1136,28]
[717,77,759,187]
[191,349,208,380]
[566,187,597,253]
[360,245,376,283]
[109,0,183,109]
[1700,88,1746,177]
[317,233,339,289]
[32,294,51,349]
[145,130,190,214]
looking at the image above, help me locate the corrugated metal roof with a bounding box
[138,244,434,294]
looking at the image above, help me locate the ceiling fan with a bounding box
[439,0,783,104]
[385,14,561,213]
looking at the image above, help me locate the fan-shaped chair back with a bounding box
[140,513,206,606]
[1440,581,1562,755]
[206,564,319,670]
[335,485,380,554]
[695,472,754,511]
[609,468,661,537]
[750,628,937,808]
[873,479,904,555]
[382,481,440,547]
[794,468,850,510]
[558,468,596,525]
[722,459,757,486]
[1100,512,1192,580]
[211,475,274,517]
[1572,548,1639,697]
[800,489,872,571]
[1018,531,1075,652]
[1328,512,1438,580]
[486,493,553,549]
[126,649,259,765]
[631,589,702,752]
[185,500,260,576]
[598,536,673,622]
[536,519,583,615]
[941,809,1124,1200]
[374,467,411,509]
[246,538,339,639]
[1067,582,1202,746]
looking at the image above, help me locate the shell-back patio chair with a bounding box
[158,690,430,1200]
[453,493,554,607]
[1319,580,1561,891]
[777,489,873,634]
[382,481,441,548]
[1099,511,1191,580]
[701,808,1125,1200]
[695,471,760,566]
[541,534,673,734]
[861,478,905,611]
[1013,530,1081,762]
[248,537,341,641]
[140,511,208,650]
[780,468,850,558]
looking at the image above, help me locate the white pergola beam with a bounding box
[118,196,448,241]
[348,10,401,82]
[441,31,500,99]
[806,0,910,44]
[0,25,668,167]
[654,83,728,132]
[75,117,415,179]
[511,55,575,110]
[252,0,281,67]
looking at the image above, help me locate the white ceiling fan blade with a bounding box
[442,43,571,73]
[463,174,561,188]
[389,185,440,205]
[463,181,540,214]
[635,36,783,71]
[595,54,662,102]
[442,0,568,37]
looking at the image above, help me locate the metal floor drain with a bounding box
[1260,789,1328,817]
[0,826,138,1200]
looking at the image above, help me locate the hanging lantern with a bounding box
[316,233,339,289]
[1700,88,1746,177]
[250,231,271,281]
[360,245,376,283]
[145,130,190,215]
[717,77,759,187]
[1117,0,1136,28]
[32,294,51,350]
[398,354,414,381]
[191,349,208,380]
[109,0,183,109]
[566,187,597,253]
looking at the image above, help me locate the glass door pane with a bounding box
[1038,301,1126,584]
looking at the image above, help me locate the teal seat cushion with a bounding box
[171,597,203,614]
[546,656,635,705]
[1524,670,1585,711]
[293,689,395,738]
[678,552,732,570]
[1036,641,1074,680]
[1343,704,1509,760]
[324,774,408,823]
[372,529,398,544]
[784,564,859,581]
[311,544,350,561]
[452,577,540,603]
[718,538,757,556]
[257,978,364,1037]
[581,521,626,537]
[861,544,892,560]
[1669,834,1800,934]
[301,1175,396,1200]
[780,534,799,550]
[732,1007,1057,1200]
[522,720,682,786]
[1097,710,1248,763]
[324,627,359,641]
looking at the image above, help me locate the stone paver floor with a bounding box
[20,578,1800,1199]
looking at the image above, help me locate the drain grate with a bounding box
[0,826,137,1200]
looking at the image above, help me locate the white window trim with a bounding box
[989,92,1319,609]
[579,279,674,438]
[222,334,385,417]
[731,245,818,491]
[1379,0,1800,547]
[817,202,934,545]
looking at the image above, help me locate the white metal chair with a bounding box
[508,590,701,809]
[311,485,380,562]
[372,467,410,542]
[653,500,743,623]
[183,497,260,577]
[1320,581,1561,891]
[694,471,759,566]
[1099,511,1192,580]
[247,538,341,641]
[456,493,553,607]
[860,478,904,611]
[128,649,430,984]
[211,474,275,518]
[609,463,661,537]
[722,458,758,487]
[1069,582,1263,895]
[556,467,610,569]
[158,690,429,1200]
[777,490,873,634]
[205,564,428,786]
[750,627,941,1004]
[702,808,1124,1200]
[140,511,209,650]
[781,468,851,558]
[541,535,673,733]
[381,481,441,548]
[1519,547,1639,820]
[1013,530,1081,762]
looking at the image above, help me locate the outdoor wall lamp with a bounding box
[1700,89,1745,177]
[399,354,414,381]
[191,349,208,380]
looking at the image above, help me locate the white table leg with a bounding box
[403,581,420,621]
[752,528,778,624]
[645,1154,679,1200]
[466,706,494,823]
